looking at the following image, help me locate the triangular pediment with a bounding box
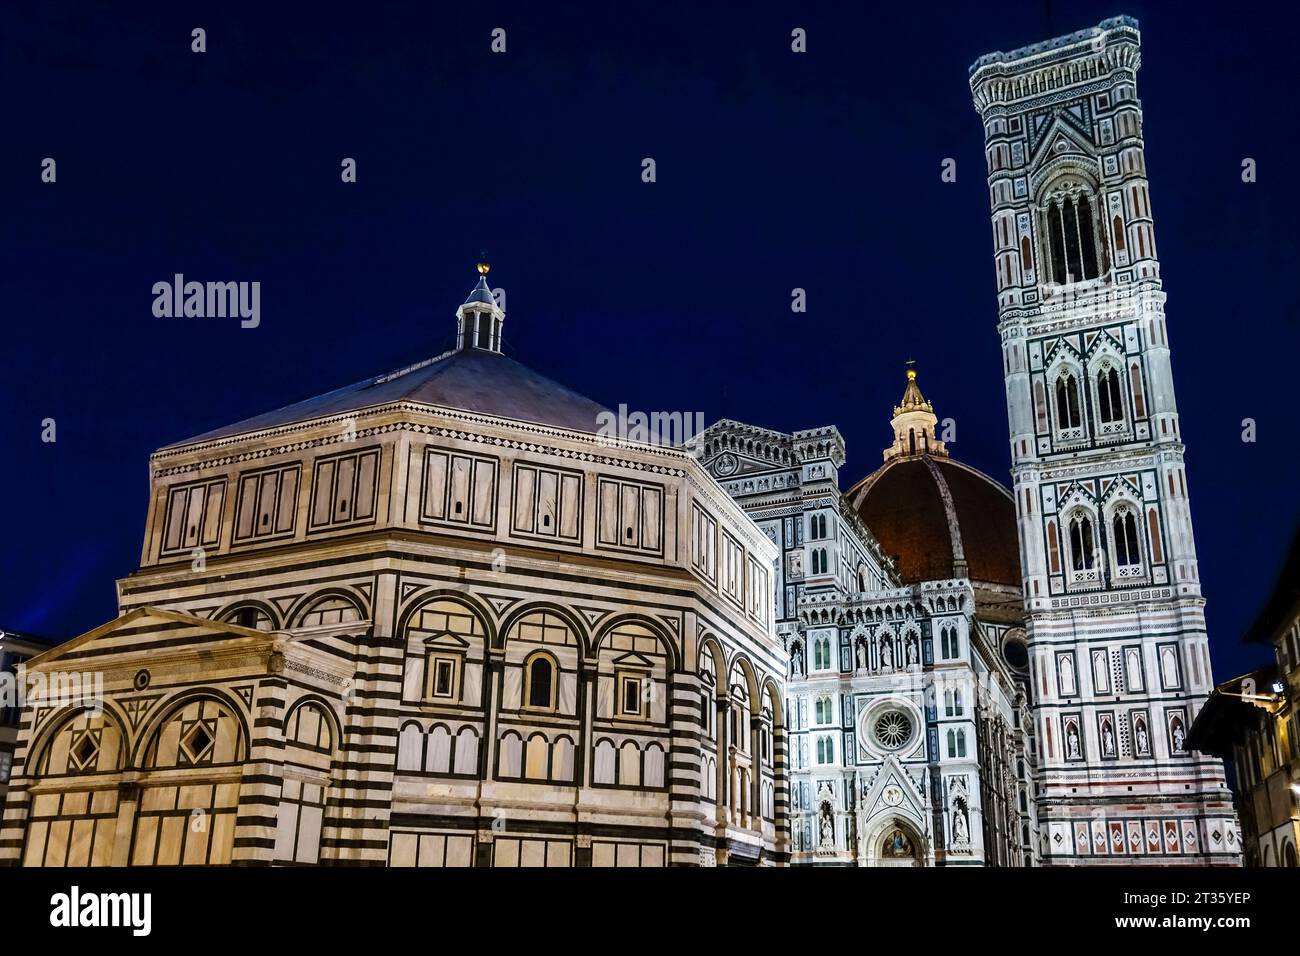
[610,651,655,670]
[25,606,273,670]
[423,631,471,650]
[1027,111,1096,171]
[861,756,925,821]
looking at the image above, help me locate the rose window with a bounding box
[873,710,912,750]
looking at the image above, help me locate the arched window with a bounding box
[944,690,954,717]
[296,595,363,627]
[1055,373,1082,429]
[1047,201,1067,282]
[946,729,957,758]
[953,690,963,716]
[1047,520,1061,574]
[1069,513,1096,571]
[956,730,967,758]
[524,654,556,710]
[940,628,950,659]
[1044,190,1101,283]
[940,627,960,660]
[814,637,831,671]
[699,647,716,736]
[1112,508,1141,567]
[221,604,273,631]
[1112,215,1126,251]
[1097,365,1124,424]
[909,428,917,455]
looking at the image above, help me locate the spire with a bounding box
[456,258,505,352]
[897,359,930,411]
[883,361,948,462]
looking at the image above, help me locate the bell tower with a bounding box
[969,17,1238,864]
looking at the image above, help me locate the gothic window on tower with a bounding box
[1110,506,1144,579]
[1067,512,1099,583]
[1042,182,1103,285]
[1095,362,1128,434]
[1053,371,1085,439]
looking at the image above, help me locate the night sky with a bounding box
[3,1,1296,683]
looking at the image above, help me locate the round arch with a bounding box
[863,814,927,867]
[591,613,680,671]
[1030,157,1102,204]
[727,653,761,705]
[761,676,785,730]
[215,599,281,631]
[128,687,252,768]
[25,702,132,776]
[395,588,498,646]
[496,602,591,658]
[282,694,344,753]
[697,632,728,681]
[287,588,370,629]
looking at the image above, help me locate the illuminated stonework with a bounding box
[970,16,1239,864]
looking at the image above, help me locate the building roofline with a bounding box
[969,15,1139,76]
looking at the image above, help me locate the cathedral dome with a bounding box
[844,364,1020,588]
[846,455,1021,587]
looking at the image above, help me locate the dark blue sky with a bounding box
[3,1,1296,681]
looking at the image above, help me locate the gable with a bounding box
[27,606,272,670]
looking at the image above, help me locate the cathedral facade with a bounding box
[691,371,1037,866]
[970,16,1238,863]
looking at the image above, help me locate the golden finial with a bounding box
[476,261,490,276]
[905,358,917,382]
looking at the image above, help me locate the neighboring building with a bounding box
[0,630,59,804]
[691,366,1038,866]
[1190,527,1300,866]
[970,15,1238,863]
[0,266,788,868]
